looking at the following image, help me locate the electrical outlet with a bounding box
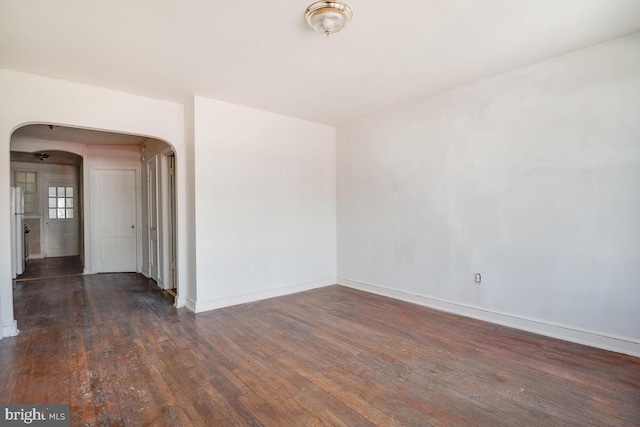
[248,264,256,274]
[474,273,481,284]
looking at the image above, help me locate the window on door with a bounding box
[14,171,38,214]
[48,186,74,219]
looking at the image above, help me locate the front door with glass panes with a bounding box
[44,182,79,257]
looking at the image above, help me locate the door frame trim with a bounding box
[146,156,160,284]
[161,148,177,291]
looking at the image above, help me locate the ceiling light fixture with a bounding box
[35,152,50,162]
[305,1,353,37]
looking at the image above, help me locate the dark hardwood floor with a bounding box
[16,255,84,280]
[2,275,639,426]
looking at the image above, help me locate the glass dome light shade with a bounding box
[305,2,353,36]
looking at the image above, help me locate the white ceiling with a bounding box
[1,0,640,126]
[12,125,148,145]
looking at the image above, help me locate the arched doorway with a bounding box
[9,124,178,294]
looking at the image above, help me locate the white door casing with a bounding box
[147,157,159,281]
[9,187,24,278]
[92,168,138,273]
[166,152,177,290]
[159,150,177,291]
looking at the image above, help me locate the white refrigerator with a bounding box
[10,187,25,278]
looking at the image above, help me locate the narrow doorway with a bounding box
[142,145,177,296]
[147,156,160,281]
[167,152,177,295]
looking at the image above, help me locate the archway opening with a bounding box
[9,123,178,299]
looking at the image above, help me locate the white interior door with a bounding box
[44,183,79,258]
[94,169,137,272]
[147,158,159,281]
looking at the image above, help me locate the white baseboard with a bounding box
[184,297,196,312]
[190,278,336,314]
[2,319,19,338]
[28,254,45,260]
[338,277,640,358]
[174,295,186,308]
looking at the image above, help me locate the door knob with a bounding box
[131,225,135,229]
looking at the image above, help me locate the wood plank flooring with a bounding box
[15,255,84,280]
[2,274,639,426]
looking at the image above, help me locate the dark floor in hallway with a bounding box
[16,256,83,280]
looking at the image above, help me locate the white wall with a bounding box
[184,98,197,305]
[337,33,640,355]
[190,97,336,311]
[0,69,189,337]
